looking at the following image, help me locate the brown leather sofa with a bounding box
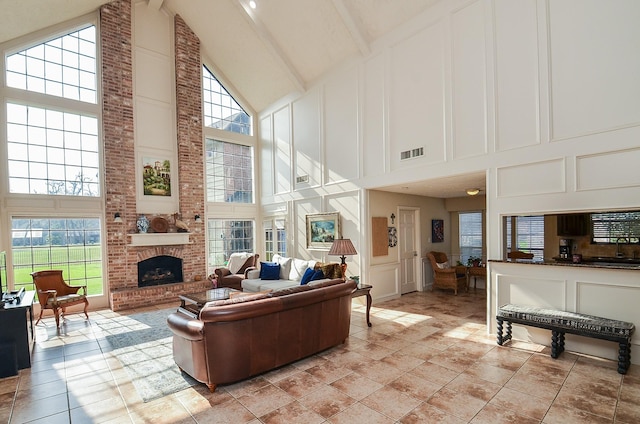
[213,253,259,290]
[167,278,356,392]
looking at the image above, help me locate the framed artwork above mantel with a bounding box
[135,149,178,214]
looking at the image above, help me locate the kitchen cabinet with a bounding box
[557,214,590,236]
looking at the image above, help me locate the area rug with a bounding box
[95,307,197,402]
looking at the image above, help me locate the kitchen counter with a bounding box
[490,258,640,270]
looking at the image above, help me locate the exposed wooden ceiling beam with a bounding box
[331,0,370,56]
[235,0,305,92]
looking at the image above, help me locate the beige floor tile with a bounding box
[361,385,422,420]
[411,361,460,386]
[504,368,562,402]
[327,402,395,424]
[426,387,488,422]
[444,373,501,402]
[542,403,613,424]
[298,384,356,418]
[330,372,384,401]
[388,372,443,401]
[615,398,640,424]
[259,400,325,424]
[274,370,325,398]
[488,386,552,420]
[190,397,256,423]
[399,402,467,424]
[471,402,540,424]
[236,383,296,417]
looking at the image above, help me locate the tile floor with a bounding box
[1,288,639,423]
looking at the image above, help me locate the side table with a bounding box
[467,266,486,289]
[352,283,372,327]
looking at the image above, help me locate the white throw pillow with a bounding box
[273,254,292,280]
[436,261,450,269]
[290,258,310,281]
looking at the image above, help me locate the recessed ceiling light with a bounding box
[466,188,480,196]
[249,0,257,9]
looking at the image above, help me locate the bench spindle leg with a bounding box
[618,340,631,374]
[551,330,560,358]
[497,318,504,345]
[505,321,512,343]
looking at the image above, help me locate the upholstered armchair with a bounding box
[31,270,89,327]
[426,251,468,295]
[213,253,259,290]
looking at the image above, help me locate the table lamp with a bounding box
[328,238,357,277]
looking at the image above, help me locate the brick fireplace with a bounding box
[102,2,208,310]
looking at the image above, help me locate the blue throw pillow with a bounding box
[300,267,315,285]
[259,262,281,280]
[311,269,325,281]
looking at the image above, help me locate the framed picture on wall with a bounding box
[306,212,340,249]
[142,157,172,196]
[432,219,444,243]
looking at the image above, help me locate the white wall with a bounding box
[258,0,640,310]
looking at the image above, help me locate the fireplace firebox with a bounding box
[138,255,183,287]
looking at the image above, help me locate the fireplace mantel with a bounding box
[128,233,191,246]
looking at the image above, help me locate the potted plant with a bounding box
[467,256,482,267]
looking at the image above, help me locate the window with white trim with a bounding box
[459,212,483,264]
[203,65,251,135]
[506,216,544,260]
[204,139,254,203]
[2,21,103,294]
[207,219,255,269]
[264,218,286,261]
[591,212,640,244]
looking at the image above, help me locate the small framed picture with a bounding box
[432,219,444,243]
[306,212,340,249]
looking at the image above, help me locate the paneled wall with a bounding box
[259,0,640,307]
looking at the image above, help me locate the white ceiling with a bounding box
[374,171,486,199]
[0,0,485,198]
[0,0,442,113]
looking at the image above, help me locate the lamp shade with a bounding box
[328,238,357,257]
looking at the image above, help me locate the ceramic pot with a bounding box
[137,215,149,233]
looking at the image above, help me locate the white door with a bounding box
[399,208,419,294]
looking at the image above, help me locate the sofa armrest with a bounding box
[214,267,231,278]
[243,266,258,278]
[246,268,260,279]
[167,312,204,341]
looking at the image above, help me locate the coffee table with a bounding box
[179,288,239,316]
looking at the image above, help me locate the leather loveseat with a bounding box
[167,278,356,392]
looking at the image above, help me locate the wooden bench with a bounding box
[496,304,635,374]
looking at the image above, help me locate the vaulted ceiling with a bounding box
[0,0,441,113]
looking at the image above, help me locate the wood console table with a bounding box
[0,290,35,374]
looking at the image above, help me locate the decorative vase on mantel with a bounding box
[137,215,149,233]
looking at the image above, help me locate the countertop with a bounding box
[489,257,640,271]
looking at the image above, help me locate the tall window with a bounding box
[7,104,99,195]
[6,26,97,103]
[264,218,286,261]
[11,217,102,294]
[207,219,254,268]
[3,22,103,295]
[205,139,253,203]
[459,212,483,264]
[203,65,251,135]
[506,216,544,259]
[591,212,640,244]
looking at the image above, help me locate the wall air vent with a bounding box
[296,175,309,184]
[400,147,425,160]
